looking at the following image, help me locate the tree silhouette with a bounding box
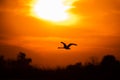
[17,52,26,60]
[15,52,32,71]
[0,52,120,80]
[17,52,32,64]
[0,55,5,69]
[101,55,116,66]
[0,55,4,65]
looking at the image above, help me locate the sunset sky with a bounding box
[0,0,120,68]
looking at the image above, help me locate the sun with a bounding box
[29,0,78,25]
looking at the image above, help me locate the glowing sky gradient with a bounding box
[0,0,120,68]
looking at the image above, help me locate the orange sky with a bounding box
[0,0,120,68]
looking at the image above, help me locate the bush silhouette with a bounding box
[17,52,32,66]
[101,55,116,65]
[0,52,120,80]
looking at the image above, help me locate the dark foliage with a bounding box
[0,52,120,80]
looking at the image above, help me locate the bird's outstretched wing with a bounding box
[67,43,77,48]
[61,42,67,47]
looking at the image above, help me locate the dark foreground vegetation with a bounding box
[0,52,120,80]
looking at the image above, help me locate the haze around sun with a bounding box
[29,0,78,25]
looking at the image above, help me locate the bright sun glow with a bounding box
[29,0,78,25]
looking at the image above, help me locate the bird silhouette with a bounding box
[58,42,77,50]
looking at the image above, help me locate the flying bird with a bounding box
[58,42,77,50]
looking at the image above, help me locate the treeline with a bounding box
[0,52,120,80]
